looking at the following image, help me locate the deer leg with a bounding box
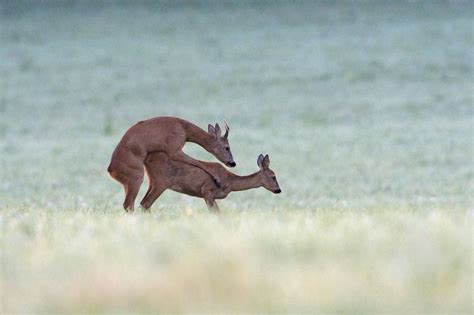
[204,198,220,213]
[141,168,155,206]
[109,154,145,212]
[122,164,144,212]
[141,182,154,208]
[140,183,167,211]
[169,151,223,188]
[202,188,220,213]
[123,177,143,212]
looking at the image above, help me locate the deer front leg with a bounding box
[169,151,223,188]
[202,187,220,213]
[204,197,220,213]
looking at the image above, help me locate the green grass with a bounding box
[1,1,473,313]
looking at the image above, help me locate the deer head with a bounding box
[207,121,236,167]
[257,154,281,194]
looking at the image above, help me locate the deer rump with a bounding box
[144,152,223,199]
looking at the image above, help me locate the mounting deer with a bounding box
[140,153,281,212]
[107,116,236,211]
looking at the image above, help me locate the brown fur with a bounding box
[140,153,281,212]
[107,116,235,211]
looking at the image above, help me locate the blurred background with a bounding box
[1,1,472,313]
[1,0,472,211]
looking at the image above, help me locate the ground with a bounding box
[0,1,472,313]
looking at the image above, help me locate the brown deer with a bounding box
[107,116,236,211]
[140,153,281,212]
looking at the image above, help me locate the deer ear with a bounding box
[262,154,270,169]
[208,124,216,137]
[257,154,265,169]
[214,123,222,137]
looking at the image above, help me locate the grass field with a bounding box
[1,1,473,313]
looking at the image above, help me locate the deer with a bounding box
[140,153,281,212]
[107,116,236,212]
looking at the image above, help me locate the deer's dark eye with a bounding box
[225,147,230,151]
[272,176,277,181]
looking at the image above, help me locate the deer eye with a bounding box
[272,176,276,181]
[225,147,230,151]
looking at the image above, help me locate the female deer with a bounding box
[140,153,281,212]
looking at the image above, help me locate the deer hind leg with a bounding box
[123,177,143,212]
[122,165,144,212]
[108,169,141,212]
[141,171,155,207]
[140,183,167,211]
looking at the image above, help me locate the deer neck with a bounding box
[227,172,261,192]
[185,124,214,149]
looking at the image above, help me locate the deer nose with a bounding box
[228,161,236,167]
[274,189,282,194]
